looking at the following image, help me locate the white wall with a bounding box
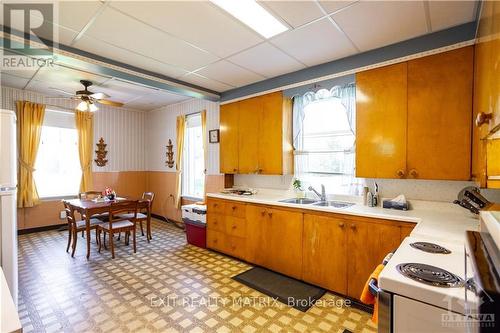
[145,98,220,174]
[1,86,146,172]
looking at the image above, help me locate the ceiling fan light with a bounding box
[77,100,88,111]
[89,102,98,112]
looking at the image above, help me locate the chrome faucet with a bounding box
[308,184,326,202]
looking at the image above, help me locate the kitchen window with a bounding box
[34,110,81,198]
[293,84,357,194]
[182,113,205,199]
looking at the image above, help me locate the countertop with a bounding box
[1,268,22,333]
[207,189,481,244]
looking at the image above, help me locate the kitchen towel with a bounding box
[360,264,385,323]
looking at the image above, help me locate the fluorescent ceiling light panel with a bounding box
[210,0,288,38]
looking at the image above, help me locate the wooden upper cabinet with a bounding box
[356,47,474,180]
[259,92,284,174]
[473,0,500,188]
[238,97,261,174]
[219,91,293,175]
[356,63,408,178]
[219,102,239,173]
[407,46,473,180]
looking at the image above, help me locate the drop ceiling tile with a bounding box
[259,1,323,28]
[1,67,38,80]
[56,1,104,34]
[126,91,189,110]
[84,7,219,71]
[332,1,428,52]
[1,73,29,89]
[93,79,159,103]
[181,73,234,93]
[270,17,356,66]
[318,1,358,14]
[73,35,190,79]
[196,60,265,87]
[110,1,263,58]
[429,1,476,32]
[32,64,109,94]
[227,42,306,78]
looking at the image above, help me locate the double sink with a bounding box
[278,198,354,209]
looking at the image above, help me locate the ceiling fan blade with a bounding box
[49,87,75,96]
[44,97,74,100]
[97,99,124,107]
[90,92,110,100]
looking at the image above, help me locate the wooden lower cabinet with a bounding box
[303,213,414,300]
[302,214,348,295]
[207,198,415,301]
[246,205,303,279]
[346,219,403,299]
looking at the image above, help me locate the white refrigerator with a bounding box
[0,109,18,306]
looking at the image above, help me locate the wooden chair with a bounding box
[117,192,155,242]
[63,201,103,257]
[97,200,138,259]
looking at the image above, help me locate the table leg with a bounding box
[86,214,91,260]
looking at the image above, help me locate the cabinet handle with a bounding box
[213,239,218,243]
[232,225,237,229]
[338,222,345,228]
[233,168,238,173]
[409,169,418,178]
[213,203,218,207]
[261,210,266,216]
[268,212,273,218]
[475,112,493,127]
[350,224,356,230]
[396,169,406,178]
[213,220,218,225]
[232,206,236,210]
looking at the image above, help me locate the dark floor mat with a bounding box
[232,267,326,312]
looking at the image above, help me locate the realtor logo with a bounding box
[2,2,57,70]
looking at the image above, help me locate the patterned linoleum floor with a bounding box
[18,219,377,333]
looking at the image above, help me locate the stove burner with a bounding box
[396,263,464,287]
[410,242,451,254]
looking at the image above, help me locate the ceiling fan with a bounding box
[47,80,124,112]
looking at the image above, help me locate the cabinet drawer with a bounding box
[224,202,246,218]
[207,213,225,232]
[226,235,246,260]
[225,216,246,238]
[207,230,225,252]
[207,200,225,214]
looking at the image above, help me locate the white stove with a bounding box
[376,236,479,332]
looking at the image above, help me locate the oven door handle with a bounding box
[369,252,394,296]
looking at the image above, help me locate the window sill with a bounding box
[181,195,203,202]
[40,195,79,201]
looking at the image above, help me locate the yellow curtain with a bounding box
[75,111,94,192]
[175,115,186,208]
[16,101,45,208]
[201,110,207,198]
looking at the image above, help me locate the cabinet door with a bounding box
[407,47,473,180]
[220,103,239,173]
[346,220,401,299]
[303,214,347,294]
[238,97,261,174]
[356,63,408,178]
[259,92,283,174]
[266,208,303,279]
[246,205,303,279]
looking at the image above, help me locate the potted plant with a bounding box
[292,178,305,198]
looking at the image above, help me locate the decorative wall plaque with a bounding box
[166,139,174,168]
[94,137,108,167]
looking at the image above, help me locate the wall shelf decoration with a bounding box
[94,137,108,167]
[166,139,174,168]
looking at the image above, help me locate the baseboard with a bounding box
[18,223,67,235]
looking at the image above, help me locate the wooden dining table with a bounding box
[63,197,149,259]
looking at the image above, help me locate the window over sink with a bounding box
[293,84,359,194]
